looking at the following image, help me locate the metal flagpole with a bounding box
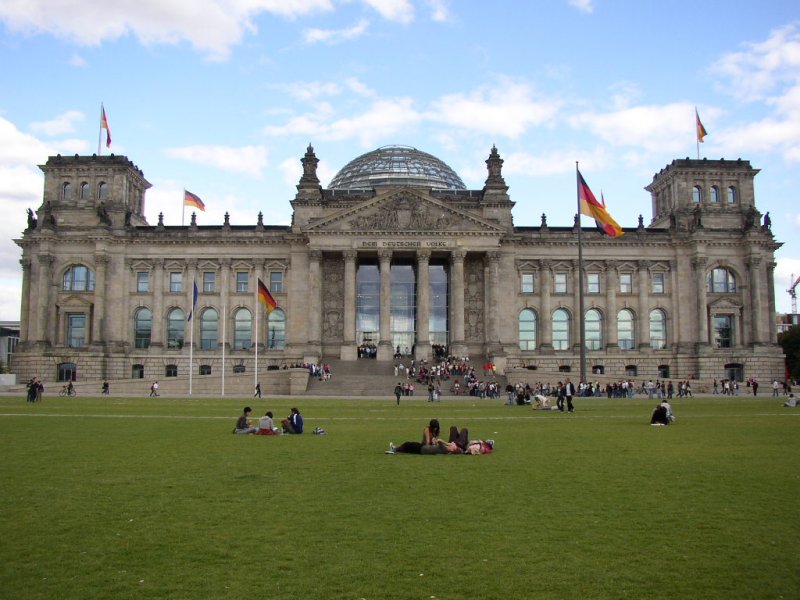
[189,283,195,396]
[221,301,226,397]
[254,292,259,394]
[97,104,103,156]
[182,189,185,227]
[575,162,587,385]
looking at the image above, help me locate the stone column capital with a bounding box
[692,256,707,270]
[746,255,762,268]
[95,253,110,266]
[637,260,650,271]
[309,250,323,262]
[451,249,466,263]
[378,249,393,262]
[486,251,501,263]
[417,249,431,263]
[37,253,54,267]
[343,249,358,262]
[20,257,32,271]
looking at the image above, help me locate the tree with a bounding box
[777,327,800,379]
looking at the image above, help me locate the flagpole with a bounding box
[98,104,103,156]
[182,189,185,227]
[221,301,226,397]
[189,284,195,396]
[254,290,259,394]
[575,162,587,386]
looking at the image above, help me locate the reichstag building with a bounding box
[13,144,784,387]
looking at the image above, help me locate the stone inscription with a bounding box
[358,240,451,248]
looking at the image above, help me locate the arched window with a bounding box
[63,265,95,291]
[518,309,537,351]
[727,186,737,203]
[692,185,702,203]
[167,308,185,349]
[62,182,72,200]
[617,309,635,350]
[650,309,667,350]
[268,308,286,350]
[80,182,89,200]
[233,308,252,350]
[707,268,736,293]
[134,307,152,349]
[710,186,719,203]
[585,309,603,350]
[98,182,108,200]
[200,308,218,350]
[552,308,570,350]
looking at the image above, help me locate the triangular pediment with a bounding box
[305,188,504,234]
[708,297,743,310]
[57,293,94,309]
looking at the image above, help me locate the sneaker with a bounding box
[389,442,396,453]
[384,449,395,454]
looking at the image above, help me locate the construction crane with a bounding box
[789,273,800,314]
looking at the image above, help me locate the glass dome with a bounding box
[328,145,466,191]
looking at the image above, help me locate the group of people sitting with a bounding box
[234,406,304,435]
[650,399,675,426]
[385,419,494,455]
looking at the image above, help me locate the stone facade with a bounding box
[12,148,785,388]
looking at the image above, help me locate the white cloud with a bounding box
[30,110,84,136]
[775,257,800,313]
[303,19,368,44]
[502,147,612,178]
[362,0,414,23]
[67,52,86,67]
[164,145,268,176]
[429,81,561,138]
[568,0,593,14]
[426,0,449,22]
[0,0,334,61]
[274,81,342,101]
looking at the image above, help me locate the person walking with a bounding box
[394,382,402,406]
[565,378,576,412]
[150,381,159,397]
[254,382,261,398]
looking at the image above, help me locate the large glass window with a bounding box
[692,185,702,202]
[585,309,603,350]
[619,273,632,293]
[67,314,86,348]
[169,272,183,293]
[269,271,283,293]
[134,307,152,349]
[554,272,568,294]
[62,182,72,200]
[552,309,570,350]
[651,272,665,294]
[618,309,635,350]
[708,268,736,293]
[63,265,95,291]
[519,309,537,350]
[391,263,415,354]
[650,309,667,350]
[727,186,737,204]
[98,182,108,200]
[521,273,534,294]
[429,263,448,347]
[713,314,733,348]
[710,186,720,203]
[233,308,252,350]
[203,271,216,293]
[80,182,89,200]
[587,273,600,294]
[356,263,380,345]
[268,308,286,349]
[236,272,249,293]
[200,308,218,350]
[167,308,185,349]
[136,271,149,293]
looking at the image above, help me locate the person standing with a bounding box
[752,379,759,396]
[254,382,261,398]
[772,380,780,397]
[565,378,576,412]
[556,381,565,412]
[394,382,402,406]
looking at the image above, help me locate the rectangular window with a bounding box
[136,271,149,293]
[236,271,249,293]
[714,315,733,348]
[203,271,216,293]
[651,272,665,294]
[269,271,283,293]
[619,273,632,294]
[521,273,534,294]
[554,272,568,294]
[67,314,86,348]
[587,273,600,294]
[169,272,183,293]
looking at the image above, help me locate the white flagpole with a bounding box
[189,282,195,396]
[576,162,587,385]
[221,301,227,397]
[254,291,259,395]
[98,104,103,156]
[182,189,185,227]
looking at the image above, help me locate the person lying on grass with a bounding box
[387,422,494,454]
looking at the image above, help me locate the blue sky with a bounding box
[1,0,799,320]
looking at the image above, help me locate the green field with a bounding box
[1,394,797,599]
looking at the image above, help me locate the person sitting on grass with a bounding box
[650,402,670,426]
[661,399,675,423]
[256,410,280,435]
[234,406,258,434]
[386,419,443,454]
[281,407,304,434]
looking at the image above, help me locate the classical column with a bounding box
[308,250,322,347]
[637,260,650,348]
[485,252,500,345]
[450,250,466,354]
[149,259,163,347]
[605,262,617,349]
[572,259,582,351]
[36,254,54,345]
[342,250,357,351]
[539,260,552,351]
[416,250,431,359]
[693,256,709,346]
[748,256,764,345]
[378,249,393,359]
[767,261,777,343]
[19,258,31,345]
[92,253,110,346]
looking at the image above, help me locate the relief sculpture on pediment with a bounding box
[349,196,452,231]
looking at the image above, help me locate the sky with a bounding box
[1,0,800,320]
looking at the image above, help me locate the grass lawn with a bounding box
[0,394,798,599]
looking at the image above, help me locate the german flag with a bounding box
[578,170,623,237]
[257,278,278,313]
[184,190,205,211]
[696,108,708,143]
